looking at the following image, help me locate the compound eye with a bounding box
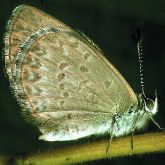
[145,98,154,111]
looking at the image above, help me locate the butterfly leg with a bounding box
[106,116,116,158]
[130,112,140,152]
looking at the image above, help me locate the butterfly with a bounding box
[4,5,158,143]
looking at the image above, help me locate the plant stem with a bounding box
[9,132,165,164]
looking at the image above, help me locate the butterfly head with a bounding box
[139,91,158,116]
[144,93,158,115]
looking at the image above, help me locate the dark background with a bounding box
[0,0,165,165]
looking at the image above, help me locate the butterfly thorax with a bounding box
[112,93,158,137]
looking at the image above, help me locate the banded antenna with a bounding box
[137,36,147,100]
[137,37,161,129]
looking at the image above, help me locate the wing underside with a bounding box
[4,5,138,140]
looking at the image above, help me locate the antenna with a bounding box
[137,37,147,100]
[132,28,147,99]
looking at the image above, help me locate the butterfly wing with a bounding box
[4,5,138,141]
[4,5,70,80]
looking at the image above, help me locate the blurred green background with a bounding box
[0,0,165,164]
